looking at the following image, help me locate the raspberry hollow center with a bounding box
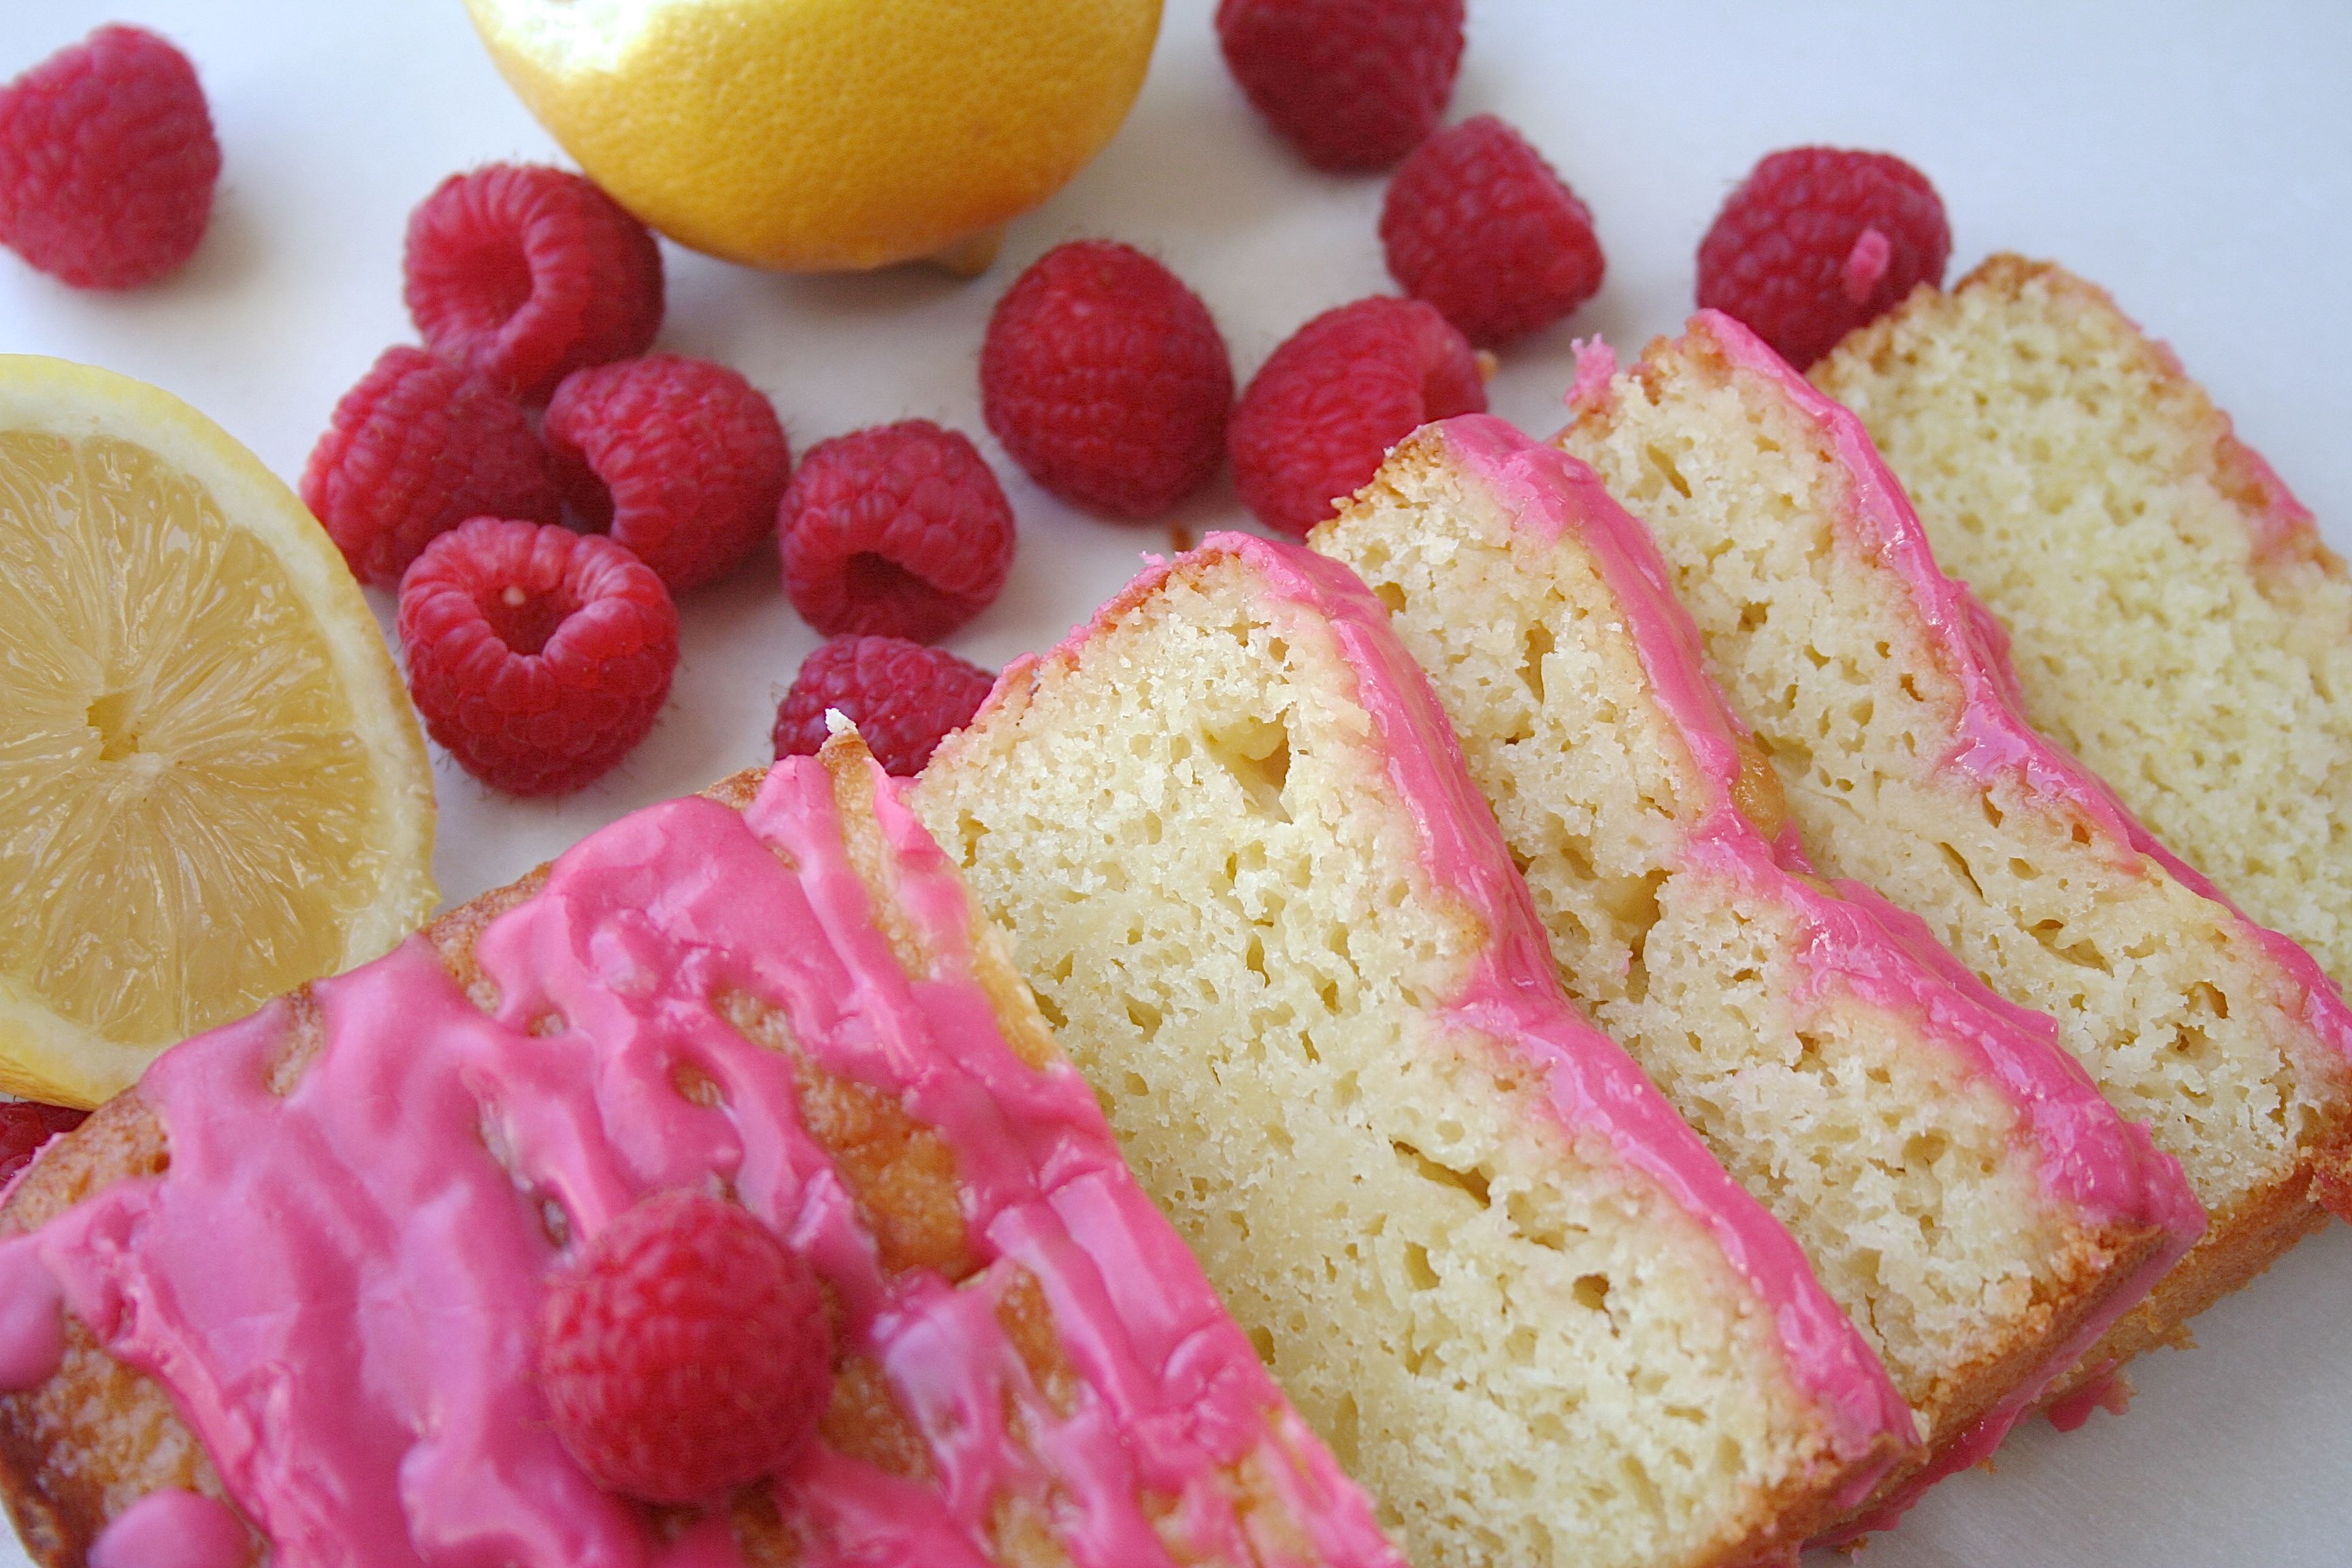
[486,580,572,656]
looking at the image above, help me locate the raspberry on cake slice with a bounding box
[1558,312,2352,1407]
[1313,416,2202,1529]
[1816,255,2352,997]
[0,732,1403,1568]
[911,534,1919,1568]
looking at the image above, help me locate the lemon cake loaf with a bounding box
[0,732,1404,1568]
[1816,255,2352,992]
[909,533,1918,1568]
[1556,313,2352,1399]
[1312,414,2202,1507]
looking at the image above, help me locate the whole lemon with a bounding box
[464,0,1164,274]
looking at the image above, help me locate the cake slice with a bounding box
[1311,414,2202,1506]
[1816,255,2352,992]
[909,534,1918,1568]
[1556,312,2352,1401]
[0,732,1404,1568]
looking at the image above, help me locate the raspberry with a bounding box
[544,355,790,595]
[1379,115,1605,348]
[980,241,1232,519]
[404,164,664,404]
[780,421,1015,643]
[538,1190,832,1503]
[396,518,679,796]
[0,25,219,289]
[300,348,561,590]
[1215,0,1464,172]
[1229,297,1486,539]
[0,1102,86,1189]
[1696,146,1951,371]
[773,637,994,778]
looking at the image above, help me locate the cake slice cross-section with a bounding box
[1558,311,2352,1399]
[0,732,1404,1568]
[911,533,1917,1568]
[1816,255,2352,994]
[1312,413,2202,1508]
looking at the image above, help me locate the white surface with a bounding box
[3,1,2349,1562]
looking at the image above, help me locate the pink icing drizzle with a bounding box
[88,1489,248,1568]
[1174,530,1916,1477]
[0,755,1401,1568]
[1684,309,2352,1085]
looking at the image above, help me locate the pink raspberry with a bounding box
[980,241,1232,519]
[1215,0,1464,172]
[772,637,994,778]
[1380,114,1605,348]
[538,1190,832,1504]
[780,421,1015,643]
[1229,297,1486,539]
[0,1102,86,1188]
[544,355,790,595]
[301,346,561,589]
[0,25,219,289]
[396,518,679,796]
[1697,146,1950,371]
[404,164,664,404]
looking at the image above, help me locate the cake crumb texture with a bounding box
[1315,430,2175,1465]
[914,540,1908,1568]
[1816,255,2352,992]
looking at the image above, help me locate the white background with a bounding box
[3,1,2348,1563]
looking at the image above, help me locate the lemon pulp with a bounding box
[0,359,436,1106]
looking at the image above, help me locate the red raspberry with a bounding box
[303,350,559,594]
[1697,146,1951,371]
[0,25,219,289]
[0,1102,86,1188]
[544,355,790,595]
[1229,297,1486,539]
[1380,115,1605,348]
[980,241,1232,519]
[404,164,664,404]
[538,1190,832,1504]
[780,421,1015,643]
[396,518,679,796]
[301,347,561,590]
[773,637,994,778]
[1215,0,1464,172]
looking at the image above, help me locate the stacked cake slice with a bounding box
[1556,311,2352,1394]
[1312,414,2200,1508]
[1816,255,2352,994]
[912,534,1917,1568]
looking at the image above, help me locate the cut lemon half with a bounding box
[0,357,437,1108]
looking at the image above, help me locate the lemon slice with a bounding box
[0,357,436,1108]
[464,0,1162,274]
